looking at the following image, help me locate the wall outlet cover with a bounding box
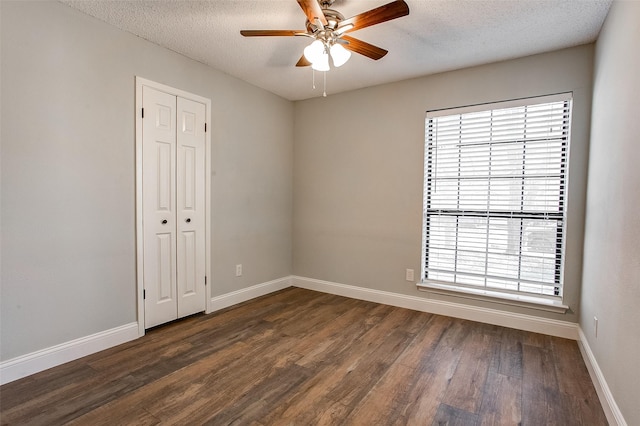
[406,269,415,282]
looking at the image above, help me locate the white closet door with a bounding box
[142,86,178,328]
[176,97,206,317]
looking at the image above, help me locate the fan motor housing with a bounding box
[306,8,345,34]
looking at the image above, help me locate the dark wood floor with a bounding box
[0,287,606,425]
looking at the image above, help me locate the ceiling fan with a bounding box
[240,0,410,71]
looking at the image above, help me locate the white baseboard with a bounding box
[208,277,292,313]
[0,322,139,385]
[291,276,579,340]
[577,328,627,426]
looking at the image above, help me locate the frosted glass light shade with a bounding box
[303,40,324,63]
[330,43,351,67]
[311,52,330,71]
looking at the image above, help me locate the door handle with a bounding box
[185,218,191,223]
[162,219,168,225]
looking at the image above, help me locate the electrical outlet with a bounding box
[405,269,414,282]
[236,264,242,277]
[594,316,598,338]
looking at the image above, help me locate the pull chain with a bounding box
[323,71,327,97]
[311,69,327,97]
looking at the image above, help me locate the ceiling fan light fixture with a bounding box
[311,51,330,71]
[303,39,325,63]
[330,43,351,67]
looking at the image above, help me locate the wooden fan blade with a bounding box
[240,30,302,37]
[340,0,409,33]
[296,0,328,26]
[296,55,312,67]
[341,35,388,60]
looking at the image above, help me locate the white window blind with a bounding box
[423,94,572,298]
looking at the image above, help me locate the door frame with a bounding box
[135,77,212,337]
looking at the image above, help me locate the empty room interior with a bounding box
[1,0,638,424]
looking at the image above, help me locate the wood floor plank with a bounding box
[522,343,559,389]
[497,327,524,378]
[68,405,161,426]
[287,303,373,368]
[395,314,452,368]
[478,371,522,425]
[521,342,578,425]
[2,373,141,425]
[149,333,304,423]
[261,304,428,424]
[202,364,311,425]
[291,397,351,426]
[432,403,479,425]
[551,337,599,398]
[344,315,455,424]
[0,362,97,411]
[391,318,471,423]
[325,328,416,407]
[550,337,608,425]
[344,361,416,424]
[440,328,492,413]
[63,340,251,425]
[0,288,607,425]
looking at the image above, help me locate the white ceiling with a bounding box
[60,0,612,101]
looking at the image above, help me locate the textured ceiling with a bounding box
[60,0,612,101]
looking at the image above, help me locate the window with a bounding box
[421,94,572,303]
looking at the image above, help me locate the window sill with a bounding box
[417,281,569,314]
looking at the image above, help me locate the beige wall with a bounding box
[0,1,293,360]
[293,45,594,322]
[581,1,640,424]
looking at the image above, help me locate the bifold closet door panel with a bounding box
[176,97,206,318]
[142,86,178,328]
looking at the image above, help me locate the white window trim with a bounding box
[417,281,569,313]
[420,93,572,313]
[426,92,572,118]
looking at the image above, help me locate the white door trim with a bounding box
[135,77,212,337]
